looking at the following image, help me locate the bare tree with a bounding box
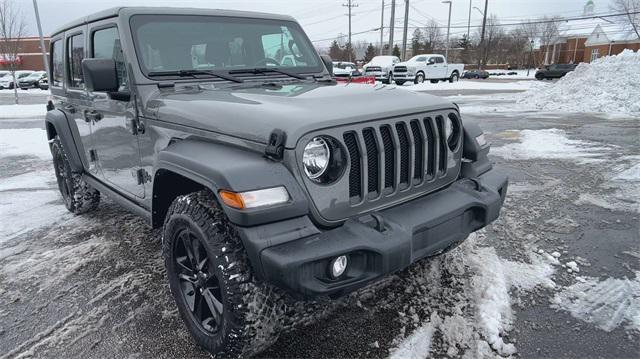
[610,0,640,40]
[537,16,561,66]
[423,19,442,52]
[0,0,27,104]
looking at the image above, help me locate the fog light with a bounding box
[329,255,348,278]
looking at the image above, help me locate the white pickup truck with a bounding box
[392,54,464,85]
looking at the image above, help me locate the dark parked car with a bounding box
[535,64,577,80]
[19,71,47,89]
[45,7,507,357]
[462,70,489,79]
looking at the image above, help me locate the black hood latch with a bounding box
[265,129,287,160]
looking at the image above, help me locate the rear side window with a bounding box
[435,57,444,63]
[92,27,128,89]
[51,40,63,87]
[67,33,85,89]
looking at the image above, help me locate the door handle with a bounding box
[84,109,103,122]
[63,104,76,114]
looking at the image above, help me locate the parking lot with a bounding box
[1,83,638,358]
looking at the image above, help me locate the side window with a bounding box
[51,40,63,87]
[435,57,444,63]
[67,33,85,89]
[416,57,426,62]
[92,26,128,89]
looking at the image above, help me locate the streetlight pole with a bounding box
[467,0,472,40]
[477,0,488,70]
[401,0,409,60]
[388,0,396,55]
[31,0,50,76]
[379,0,385,55]
[442,1,452,62]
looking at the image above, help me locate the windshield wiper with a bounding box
[227,67,307,80]
[148,69,244,83]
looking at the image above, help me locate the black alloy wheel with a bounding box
[173,226,224,334]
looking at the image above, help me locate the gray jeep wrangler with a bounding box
[45,6,508,357]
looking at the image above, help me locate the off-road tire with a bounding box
[50,136,100,214]
[162,190,286,358]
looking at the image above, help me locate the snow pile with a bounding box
[551,272,640,332]
[491,128,611,163]
[517,49,640,114]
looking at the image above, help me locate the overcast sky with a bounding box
[19,0,614,46]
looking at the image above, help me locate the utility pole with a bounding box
[477,0,488,70]
[379,0,385,55]
[401,0,409,60]
[442,1,452,62]
[467,0,472,39]
[32,0,50,76]
[388,0,396,55]
[343,0,358,61]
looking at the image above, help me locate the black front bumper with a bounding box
[238,169,508,298]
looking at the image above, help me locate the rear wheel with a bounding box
[449,71,459,83]
[50,136,100,214]
[163,190,286,358]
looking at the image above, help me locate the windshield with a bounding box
[130,15,322,78]
[369,57,393,65]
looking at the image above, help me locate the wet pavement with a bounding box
[0,91,638,358]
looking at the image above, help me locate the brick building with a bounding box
[0,37,50,71]
[540,1,640,64]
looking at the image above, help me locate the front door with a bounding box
[87,22,145,198]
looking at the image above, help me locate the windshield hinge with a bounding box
[264,129,287,160]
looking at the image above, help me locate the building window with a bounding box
[67,33,85,89]
[590,48,599,62]
[51,40,63,87]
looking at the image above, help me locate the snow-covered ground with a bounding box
[395,79,539,92]
[0,104,47,119]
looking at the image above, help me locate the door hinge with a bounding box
[89,149,98,162]
[136,168,152,185]
[264,129,286,160]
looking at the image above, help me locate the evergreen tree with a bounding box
[328,40,343,60]
[392,44,401,57]
[364,43,378,62]
[343,42,356,62]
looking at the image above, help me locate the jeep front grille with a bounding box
[298,110,462,222]
[342,115,455,202]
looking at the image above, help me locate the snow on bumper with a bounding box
[238,169,508,298]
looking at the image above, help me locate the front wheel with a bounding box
[535,74,545,80]
[163,190,286,357]
[50,136,100,214]
[414,72,425,84]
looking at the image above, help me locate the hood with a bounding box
[393,61,417,70]
[147,81,456,148]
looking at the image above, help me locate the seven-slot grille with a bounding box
[342,114,456,202]
[393,66,407,73]
[365,66,382,72]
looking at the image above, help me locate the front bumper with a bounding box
[364,71,388,81]
[238,169,508,298]
[393,72,415,80]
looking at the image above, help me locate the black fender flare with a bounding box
[154,139,310,226]
[45,109,84,172]
[461,121,492,178]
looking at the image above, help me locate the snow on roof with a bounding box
[557,17,610,38]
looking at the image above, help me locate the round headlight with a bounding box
[303,137,330,179]
[444,116,454,141]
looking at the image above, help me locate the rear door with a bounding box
[87,20,145,198]
[433,56,447,78]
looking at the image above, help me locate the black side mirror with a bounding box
[82,58,118,92]
[320,55,333,75]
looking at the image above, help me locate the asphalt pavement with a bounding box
[0,90,638,358]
